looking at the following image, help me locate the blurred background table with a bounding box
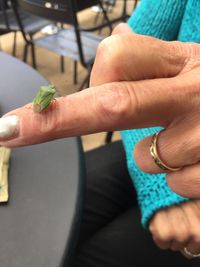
[0,51,85,267]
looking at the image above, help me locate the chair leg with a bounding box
[133,0,138,10]
[23,43,28,62]
[105,132,113,144]
[78,70,90,91]
[28,35,37,69]
[12,32,17,56]
[73,61,78,84]
[94,10,100,25]
[30,43,37,69]
[61,56,65,73]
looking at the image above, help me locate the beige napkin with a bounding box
[0,147,11,203]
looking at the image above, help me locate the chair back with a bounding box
[17,0,99,24]
[0,0,27,35]
[16,0,100,66]
[0,0,11,30]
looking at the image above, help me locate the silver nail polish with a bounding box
[0,115,19,138]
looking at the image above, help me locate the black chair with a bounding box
[94,0,132,32]
[0,0,14,53]
[0,0,50,65]
[14,0,112,89]
[133,0,140,10]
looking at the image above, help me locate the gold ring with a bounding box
[150,129,182,172]
[184,247,200,258]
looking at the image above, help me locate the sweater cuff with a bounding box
[127,0,187,41]
[121,129,188,229]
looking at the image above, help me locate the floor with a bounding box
[0,1,138,151]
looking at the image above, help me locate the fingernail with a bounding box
[0,115,19,138]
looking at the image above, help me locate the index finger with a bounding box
[0,76,191,148]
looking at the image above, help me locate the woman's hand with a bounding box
[149,200,200,258]
[1,23,200,198]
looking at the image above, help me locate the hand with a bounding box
[149,200,200,259]
[1,24,200,198]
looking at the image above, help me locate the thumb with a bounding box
[111,23,133,35]
[90,31,188,87]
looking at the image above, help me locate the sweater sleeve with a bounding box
[121,129,188,228]
[178,0,200,43]
[128,0,187,40]
[120,0,188,228]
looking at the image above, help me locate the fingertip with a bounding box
[112,23,133,35]
[0,115,19,140]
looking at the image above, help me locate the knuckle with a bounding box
[173,224,189,243]
[190,228,200,243]
[167,41,190,73]
[170,243,181,251]
[96,35,122,65]
[153,228,172,243]
[175,233,189,243]
[149,223,158,236]
[97,36,112,52]
[182,42,200,68]
[167,41,200,75]
[94,83,134,126]
[149,213,163,234]
[149,222,156,234]
[95,35,125,82]
[158,234,172,243]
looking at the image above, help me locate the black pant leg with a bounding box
[72,141,200,266]
[78,140,137,244]
[73,207,200,267]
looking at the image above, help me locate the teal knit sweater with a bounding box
[121,0,200,228]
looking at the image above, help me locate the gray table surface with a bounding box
[0,52,84,267]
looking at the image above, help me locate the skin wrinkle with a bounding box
[168,207,188,251]
[36,100,59,135]
[166,41,190,75]
[150,200,200,254]
[194,201,200,216]
[167,164,200,198]
[150,211,168,237]
[179,204,191,242]
[158,113,200,165]
[91,34,189,87]
[191,202,200,223]
[159,122,200,167]
[183,205,200,254]
[56,93,97,136]
[94,83,134,128]
[123,35,187,79]
[179,204,199,257]
[133,70,200,174]
[152,235,171,250]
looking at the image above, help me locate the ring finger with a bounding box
[134,111,200,175]
[182,242,200,259]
